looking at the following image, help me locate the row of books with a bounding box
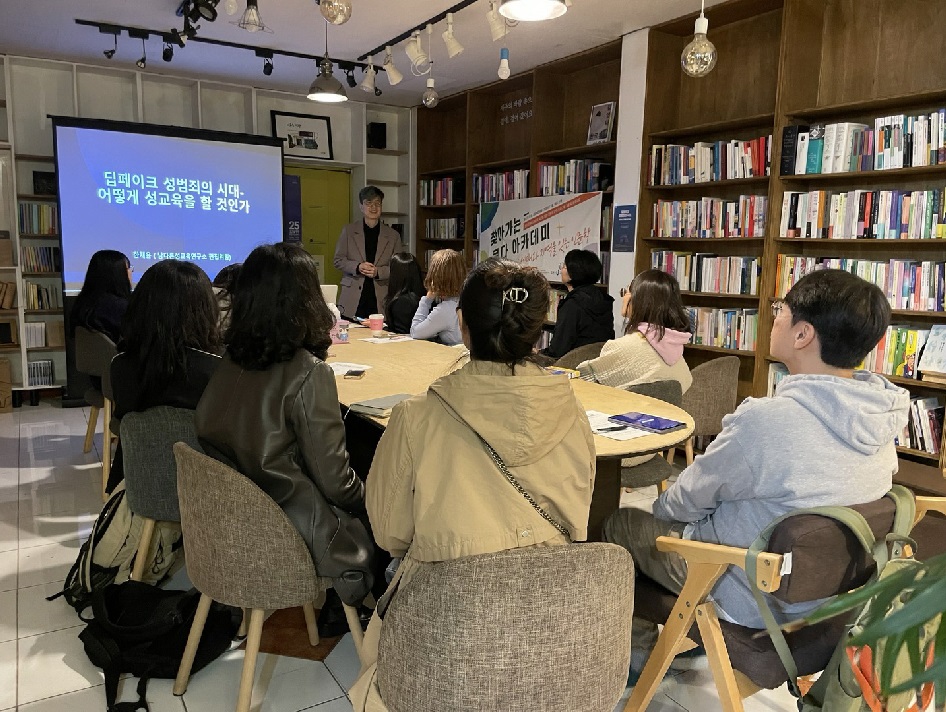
[419,177,464,206]
[898,397,944,456]
[649,135,772,186]
[535,329,552,352]
[20,246,61,273]
[781,111,946,176]
[23,280,62,310]
[547,289,566,322]
[861,326,930,381]
[17,202,58,235]
[424,218,464,241]
[22,322,46,348]
[652,195,768,239]
[537,160,613,196]
[0,281,15,310]
[779,188,946,240]
[774,256,946,312]
[685,306,758,351]
[27,359,55,386]
[472,170,529,203]
[766,362,790,396]
[651,251,761,296]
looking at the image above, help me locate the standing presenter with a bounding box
[334,186,404,320]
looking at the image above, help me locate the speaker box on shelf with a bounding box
[367,122,387,150]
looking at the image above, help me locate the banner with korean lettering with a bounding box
[477,193,602,280]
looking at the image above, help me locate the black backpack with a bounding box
[79,580,240,711]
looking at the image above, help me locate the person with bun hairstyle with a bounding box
[409,248,465,345]
[350,258,597,711]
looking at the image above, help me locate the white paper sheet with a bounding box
[330,362,373,376]
[362,335,414,344]
[585,410,651,441]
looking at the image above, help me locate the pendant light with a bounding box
[238,0,265,32]
[421,34,438,109]
[307,20,348,103]
[498,0,567,22]
[681,0,717,78]
[319,0,352,26]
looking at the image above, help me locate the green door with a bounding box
[283,166,351,286]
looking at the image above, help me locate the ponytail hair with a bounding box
[458,258,550,369]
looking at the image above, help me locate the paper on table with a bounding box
[330,362,373,376]
[363,335,413,344]
[585,410,651,441]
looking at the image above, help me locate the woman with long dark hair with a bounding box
[196,243,372,609]
[70,249,132,342]
[382,252,424,334]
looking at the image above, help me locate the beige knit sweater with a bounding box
[578,332,693,393]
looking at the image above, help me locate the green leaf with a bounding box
[852,577,946,644]
[885,655,946,695]
[879,628,908,693]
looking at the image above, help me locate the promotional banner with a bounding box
[283,174,302,244]
[478,192,603,280]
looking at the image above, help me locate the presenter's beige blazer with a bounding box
[333,221,403,318]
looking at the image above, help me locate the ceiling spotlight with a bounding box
[405,30,428,69]
[308,20,347,103]
[359,59,376,93]
[374,86,382,96]
[422,77,439,109]
[498,47,510,79]
[136,37,147,68]
[499,0,567,21]
[263,56,273,75]
[681,0,717,78]
[442,13,464,58]
[187,0,219,22]
[238,0,265,32]
[345,67,357,88]
[382,46,403,86]
[103,33,117,59]
[162,42,174,62]
[487,1,508,41]
[319,0,352,26]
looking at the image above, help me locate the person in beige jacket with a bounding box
[349,258,596,712]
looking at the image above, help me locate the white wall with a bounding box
[610,28,649,330]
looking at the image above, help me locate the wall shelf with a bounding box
[650,114,776,140]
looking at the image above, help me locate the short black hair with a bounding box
[71,249,131,335]
[359,185,384,204]
[226,243,334,369]
[784,269,890,369]
[564,249,603,288]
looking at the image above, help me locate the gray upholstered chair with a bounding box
[554,341,607,370]
[120,406,201,582]
[377,544,634,712]
[172,442,363,712]
[74,326,117,499]
[620,379,683,491]
[668,355,740,467]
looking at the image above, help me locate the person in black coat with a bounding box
[108,260,222,492]
[541,249,615,360]
[383,252,424,334]
[71,249,132,344]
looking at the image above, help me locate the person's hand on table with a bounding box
[358,262,377,278]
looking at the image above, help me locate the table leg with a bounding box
[588,457,621,542]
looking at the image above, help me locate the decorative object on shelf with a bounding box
[497,47,511,80]
[32,172,57,197]
[442,13,464,58]
[318,0,352,26]
[382,46,402,85]
[0,317,17,346]
[499,0,567,22]
[237,0,267,32]
[587,101,615,145]
[307,20,348,103]
[271,111,334,160]
[366,122,387,150]
[681,0,717,78]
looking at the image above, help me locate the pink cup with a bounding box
[368,314,384,336]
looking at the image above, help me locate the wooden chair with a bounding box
[120,406,200,582]
[172,443,364,712]
[74,326,117,499]
[554,341,606,370]
[621,379,683,493]
[668,355,740,467]
[377,544,634,712]
[624,494,911,712]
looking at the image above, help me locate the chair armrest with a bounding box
[915,496,946,525]
[655,537,784,593]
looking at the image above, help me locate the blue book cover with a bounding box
[806,124,825,174]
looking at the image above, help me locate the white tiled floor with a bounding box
[0,402,800,711]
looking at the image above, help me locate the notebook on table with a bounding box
[348,393,412,417]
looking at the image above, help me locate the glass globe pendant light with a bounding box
[319,0,352,26]
[681,0,717,78]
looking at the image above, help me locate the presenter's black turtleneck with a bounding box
[355,221,381,318]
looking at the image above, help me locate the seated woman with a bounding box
[71,249,132,343]
[350,258,596,711]
[211,262,242,333]
[541,248,615,359]
[578,268,693,393]
[196,243,373,608]
[409,249,465,345]
[382,253,424,335]
[109,260,222,492]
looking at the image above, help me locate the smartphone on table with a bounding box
[607,412,686,433]
[344,369,367,379]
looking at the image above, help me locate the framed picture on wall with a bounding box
[271,111,334,160]
[587,101,616,145]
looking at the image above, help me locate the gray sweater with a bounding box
[410,296,462,346]
[653,370,910,629]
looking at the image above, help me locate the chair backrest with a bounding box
[172,442,320,611]
[377,544,634,712]
[623,379,683,407]
[120,406,201,522]
[682,356,740,437]
[74,327,117,379]
[554,341,606,370]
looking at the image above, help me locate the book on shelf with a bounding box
[780,125,807,177]
[775,255,946,311]
[22,321,46,348]
[537,160,613,196]
[861,325,931,380]
[547,288,566,322]
[685,306,758,351]
[17,202,58,235]
[0,233,12,267]
[897,396,943,456]
[652,195,767,238]
[601,204,613,241]
[766,362,790,396]
[419,176,464,206]
[918,324,946,380]
[0,281,16,310]
[534,329,552,351]
[779,187,946,240]
[472,169,529,203]
[27,359,54,386]
[23,280,61,310]
[425,217,464,241]
[652,251,760,296]
[19,245,61,273]
[806,123,826,174]
[46,321,65,348]
[650,135,771,185]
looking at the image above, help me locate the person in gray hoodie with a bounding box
[604,268,910,661]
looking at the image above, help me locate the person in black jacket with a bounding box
[71,249,132,343]
[541,249,615,359]
[382,252,424,334]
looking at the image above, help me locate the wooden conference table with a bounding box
[330,328,694,540]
